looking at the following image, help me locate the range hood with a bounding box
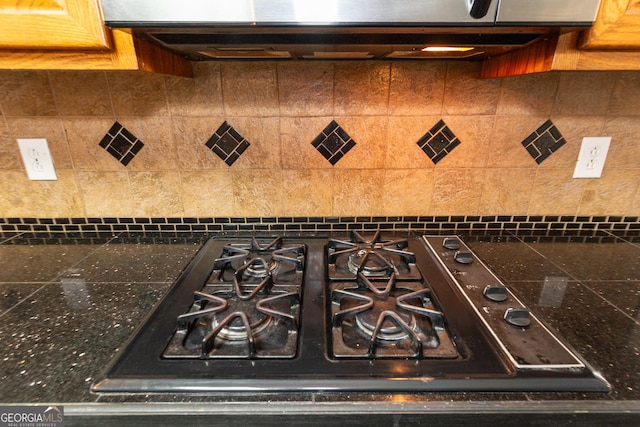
[100,0,601,60]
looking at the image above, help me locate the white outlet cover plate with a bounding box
[572,136,611,179]
[17,138,58,180]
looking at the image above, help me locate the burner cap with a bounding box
[355,298,415,340]
[244,259,279,278]
[347,249,393,276]
[212,310,272,341]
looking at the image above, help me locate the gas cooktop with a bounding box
[92,233,609,393]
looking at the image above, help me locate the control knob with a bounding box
[483,285,507,302]
[443,237,460,250]
[503,308,531,328]
[453,251,473,264]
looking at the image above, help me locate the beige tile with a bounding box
[107,71,169,116]
[222,117,280,169]
[388,62,445,116]
[172,116,228,170]
[6,117,73,169]
[0,118,22,170]
[632,182,640,215]
[528,169,584,215]
[607,72,640,116]
[0,170,83,217]
[431,169,486,216]
[221,62,278,117]
[333,169,385,216]
[496,72,559,116]
[541,116,605,168]
[334,62,390,116]
[76,170,133,217]
[552,72,616,116]
[285,116,384,171]
[63,117,124,170]
[381,169,434,216]
[436,115,493,168]
[0,71,57,116]
[443,62,501,115]
[385,116,441,169]
[278,62,334,117]
[180,170,235,217]
[130,171,184,217]
[480,168,537,215]
[115,117,178,171]
[331,116,387,169]
[281,170,333,216]
[578,169,640,216]
[166,62,224,117]
[486,116,548,167]
[49,71,113,116]
[281,116,337,169]
[601,116,640,169]
[232,170,283,216]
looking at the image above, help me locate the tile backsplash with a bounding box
[0,61,639,218]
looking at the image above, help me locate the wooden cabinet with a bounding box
[480,0,640,78]
[0,0,192,77]
[580,0,640,49]
[0,0,110,50]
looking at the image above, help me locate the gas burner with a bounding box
[164,283,300,359]
[327,231,421,281]
[162,238,305,359]
[330,273,457,359]
[211,238,305,285]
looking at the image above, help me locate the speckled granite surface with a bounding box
[0,230,639,423]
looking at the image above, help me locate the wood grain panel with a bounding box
[480,37,559,78]
[480,32,640,78]
[0,29,193,77]
[581,0,640,49]
[0,0,110,49]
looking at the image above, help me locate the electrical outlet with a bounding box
[17,138,58,181]
[572,137,611,179]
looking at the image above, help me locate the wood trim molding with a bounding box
[480,31,640,78]
[479,36,559,78]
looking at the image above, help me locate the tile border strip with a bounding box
[0,216,637,237]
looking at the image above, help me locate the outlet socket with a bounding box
[573,137,611,179]
[17,138,58,181]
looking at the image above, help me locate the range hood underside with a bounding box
[138,26,561,60]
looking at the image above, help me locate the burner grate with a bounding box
[163,238,305,359]
[329,275,458,359]
[327,231,420,281]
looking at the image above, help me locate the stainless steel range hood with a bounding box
[100,0,601,60]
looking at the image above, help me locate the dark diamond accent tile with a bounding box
[98,121,144,166]
[205,121,250,166]
[521,119,567,164]
[311,120,356,165]
[416,119,460,164]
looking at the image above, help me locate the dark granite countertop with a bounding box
[1,231,639,425]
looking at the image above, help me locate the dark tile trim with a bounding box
[1,216,638,238]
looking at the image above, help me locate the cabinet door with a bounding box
[0,0,110,49]
[580,0,640,49]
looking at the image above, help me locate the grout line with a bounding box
[0,232,24,245]
[601,229,640,249]
[508,230,640,326]
[0,232,125,319]
[0,283,50,318]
